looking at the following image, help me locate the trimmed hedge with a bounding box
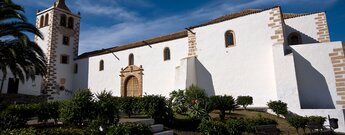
[106,123,151,135]
[38,128,85,135]
[198,116,277,134]
[0,104,37,129]
[1,127,37,135]
[225,119,247,135]
[198,120,229,135]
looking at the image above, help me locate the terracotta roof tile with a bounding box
[189,9,265,29]
[77,31,188,59]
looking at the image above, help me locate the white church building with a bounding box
[1,0,345,132]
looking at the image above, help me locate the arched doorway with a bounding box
[124,76,139,97]
[120,65,143,97]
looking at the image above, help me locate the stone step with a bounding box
[150,124,164,133]
[119,118,154,126]
[153,130,174,135]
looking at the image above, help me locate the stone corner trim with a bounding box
[268,7,284,44]
[329,47,345,108]
[187,30,197,56]
[315,12,330,43]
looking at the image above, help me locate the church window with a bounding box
[68,17,74,29]
[74,64,78,73]
[99,60,104,71]
[44,14,49,26]
[288,32,302,45]
[163,47,170,61]
[129,54,134,65]
[62,36,69,45]
[225,30,236,47]
[60,14,67,27]
[40,16,44,28]
[60,55,69,64]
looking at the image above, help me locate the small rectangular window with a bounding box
[60,55,69,64]
[63,36,69,45]
[74,64,78,73]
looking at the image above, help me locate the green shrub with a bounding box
[210,95,236,120]
[267,100,288,117]
[245,116,277,133]
[60,90,95,126]
[0,104,36,129]
[225,118,246,135]
[38,128,85,135]
[117,96,142,118]
[236,96,253,110]
[106,123,151,135]
[169,90,188,114]
[142,95,173,124]
[198,120,229,135]
[287,115,308,133]
[307,116,326,125]
[188,102,210,121]
[95,91,119,126]
[36,101,60,123]
[185,85,207,106]
[1,127,37,135]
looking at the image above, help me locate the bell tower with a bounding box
[35,0,80,100]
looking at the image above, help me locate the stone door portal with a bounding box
[120,65,143,97]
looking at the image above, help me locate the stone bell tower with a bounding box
[35,0,80,100]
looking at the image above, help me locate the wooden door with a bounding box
[125,76,139,97]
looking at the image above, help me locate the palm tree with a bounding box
[0,0,46,93]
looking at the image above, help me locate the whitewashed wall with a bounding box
[193,9,278,106]
[83,37,188,97]
[0,71,42,95]
[284,14,319,44]
[272,42,345,132]
[73,58,89,90]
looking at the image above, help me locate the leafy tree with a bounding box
[95,91,119,126]
[287,115,308,134]
[236,96,253,110]
[60,90,95,126]
[267,100,288,117]
[210,95,236,120]
[0,0,46,93]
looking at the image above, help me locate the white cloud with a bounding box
[74,0,140,21]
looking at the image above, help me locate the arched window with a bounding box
[99,60,104,71]
[44,14,49,26]
[129,54,134,65]
[60,14,67,27]
[288,32,302,45]
[40,16,44,28]
[225,30,236,47]
[163,47,171,61]
[68,17,74,29]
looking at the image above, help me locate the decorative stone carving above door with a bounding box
[120,65,144,97]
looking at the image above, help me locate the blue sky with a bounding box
[14,0,345,54]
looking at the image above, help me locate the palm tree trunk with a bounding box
[0,76,5,93]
